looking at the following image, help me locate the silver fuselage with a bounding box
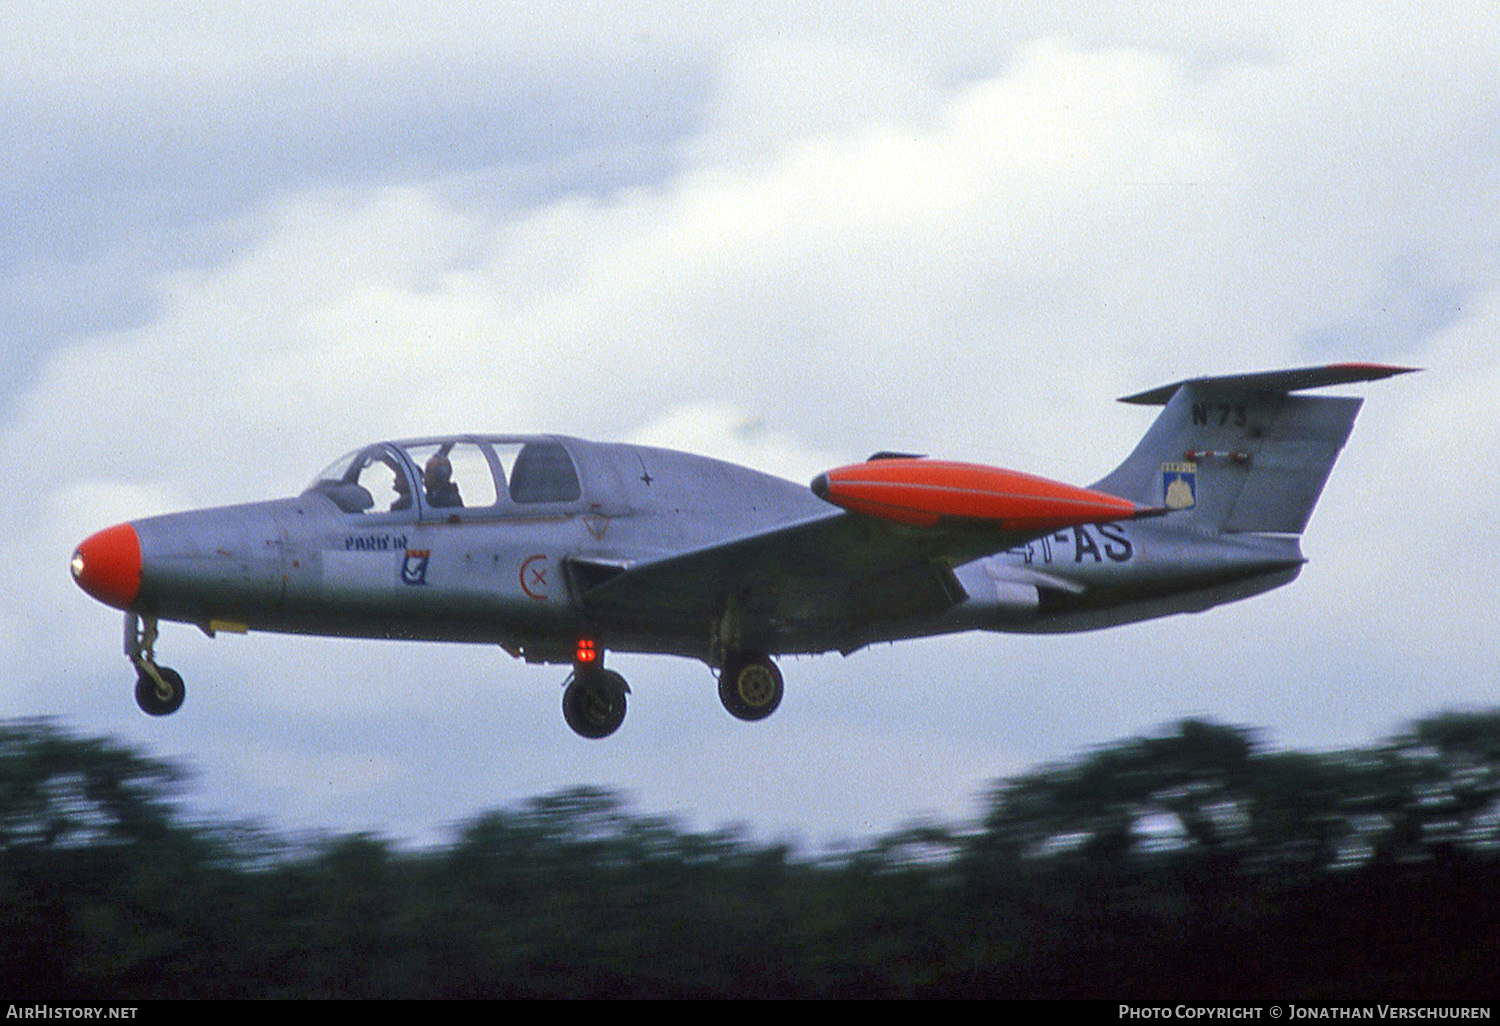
[127,436,1302,665]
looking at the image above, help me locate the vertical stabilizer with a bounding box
[1092,363,1415,534]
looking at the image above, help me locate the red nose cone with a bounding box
[71,523,142,610]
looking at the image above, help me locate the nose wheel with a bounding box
[125,614,185,717]
[135,665,185,716]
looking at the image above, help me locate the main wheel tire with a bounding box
[135,666,185,717]
[718,656,783,721]
[562,669,628,739]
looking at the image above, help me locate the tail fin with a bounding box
[1092,363,1416,534]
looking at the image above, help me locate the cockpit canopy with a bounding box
[305,437,582,515]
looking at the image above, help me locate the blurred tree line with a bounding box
[2,712,1498,999]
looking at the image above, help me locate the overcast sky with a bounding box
[4,2,1497,847]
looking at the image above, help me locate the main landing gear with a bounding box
[126,614,185,717]
[561,646,630,739]
[718,654,783,721]
[558,643,786,738]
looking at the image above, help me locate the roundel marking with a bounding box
[520,554,550,602]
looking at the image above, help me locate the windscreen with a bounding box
[305,447,412,515]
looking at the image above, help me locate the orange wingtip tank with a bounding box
[810,458,1140,530]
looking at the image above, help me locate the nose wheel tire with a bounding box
[562,669,628,739]
[718,655,783,721]
[135,666,185,717]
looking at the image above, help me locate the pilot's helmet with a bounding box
[424,453,453,485]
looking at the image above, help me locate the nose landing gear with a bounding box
[126,614,185,716]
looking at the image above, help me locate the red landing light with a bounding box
[71,523,142,610]
[576,638,598,665]
[811,458,1139,530]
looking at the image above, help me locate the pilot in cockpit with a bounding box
[424,453,463,508]
[390,468,413,512]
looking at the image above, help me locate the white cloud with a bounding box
[5,11,1500,843]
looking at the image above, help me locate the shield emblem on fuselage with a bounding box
[1162,461,1197,510]
[400,549,430,586]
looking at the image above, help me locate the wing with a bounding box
[573,508,1038,631]
[574,457,1154,649]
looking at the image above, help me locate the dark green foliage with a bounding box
[957,714,1500,998]
[3,713,1499,998]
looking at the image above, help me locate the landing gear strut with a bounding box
[718,654,783,721]
[561,660,629,739]
[126,614,185,717]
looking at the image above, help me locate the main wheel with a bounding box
[718,656,783,721]
[135,666,185,717]
[562,669,628,739]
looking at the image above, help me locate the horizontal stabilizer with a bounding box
[1120,362,1418,406]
